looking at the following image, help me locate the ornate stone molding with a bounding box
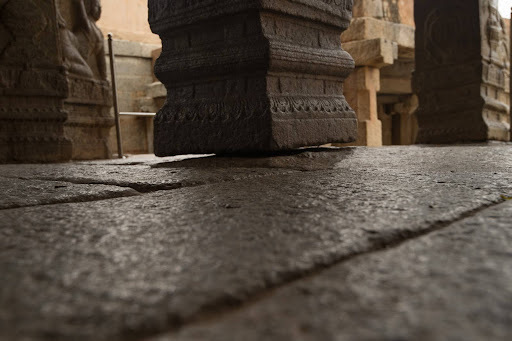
[149,0,357,155]
[0,0,113,162]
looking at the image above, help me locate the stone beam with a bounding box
[342,17,415,59]
[343,38,397,68]
[148,0,357,155]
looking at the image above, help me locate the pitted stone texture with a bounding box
[0,177,138,209]
[0,146,511,341]
[0,159,299,193]
[152,200,512,341]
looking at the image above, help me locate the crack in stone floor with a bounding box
[1,146,511,341]
[131,198,507,340]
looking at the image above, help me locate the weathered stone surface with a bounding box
[0,146,511,341]
[0,157,300,192]
[414,0,511,143]
[152,200,512,341]
[149,0,357,155]
[0,177,138,209]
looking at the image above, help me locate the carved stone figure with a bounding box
[57,0,113,160]
[414,0,510,143]
[148,0,358,155]
[72,0,107,80]
[486,0,509,68]
[58,0,106,80]
[57,10,94,78]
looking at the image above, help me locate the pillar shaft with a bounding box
[343,66,382,147]
[414,0,510,143]
[0,0,113,162]
[0,0,71,162]
[149,0,358,155]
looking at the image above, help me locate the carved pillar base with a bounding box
[64,77,113,160]
[149,0,357,156]
[0,0,113,162]
[0,97,72,162]
[0,0,72,162]
[414,0,510,144]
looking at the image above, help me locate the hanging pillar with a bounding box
[148,0,358,156]
[414,0,510,143]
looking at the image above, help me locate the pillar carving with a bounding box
[0,0,71,162]
[148,0,357,155]
[0,0,112,162]
[57,0,113,160]
[414,0,510,143]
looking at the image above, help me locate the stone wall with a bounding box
[104,40,160,155]
[96,0,160,44]
[93,0,163,155]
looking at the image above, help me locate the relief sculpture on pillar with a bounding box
[0,0,72,162]
[57,0,113,160]
[1,0,112,162]
[58,0,106,80]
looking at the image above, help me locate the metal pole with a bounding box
[108,33,123,158]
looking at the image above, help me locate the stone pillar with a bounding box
[344,67,382,146]
[148,0,357,156]
[338,0,416,146]
[0,0,72,162]
[0,0,112,163]
[57,0,113,160]
[414,0,511,143]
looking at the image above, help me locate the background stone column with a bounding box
[0,0,113,162]
[338,0,416,147]
[148,0,358,156]
[0,0,72,162]
[344,67,382,146]
[414,0,510,143]
[57,0,113,160]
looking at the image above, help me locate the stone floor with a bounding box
[0,145,511,341]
